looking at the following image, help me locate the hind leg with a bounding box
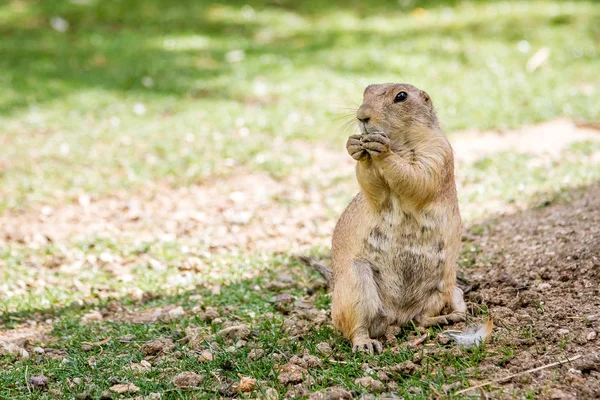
[416,287,466,327]
[447,286,467,321]
[332,259,388,354]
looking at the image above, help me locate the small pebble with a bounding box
[316,342,333,355]
[29,374,48,390]
[538,283,552,290]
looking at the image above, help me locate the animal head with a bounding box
[356,83,439,142]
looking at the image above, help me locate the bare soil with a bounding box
[1,119,598,255]
[462,183,600,398]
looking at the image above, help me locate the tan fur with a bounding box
[332,83,466,353]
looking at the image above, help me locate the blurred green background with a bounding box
[1,2,599,398]
[1,0,599,210]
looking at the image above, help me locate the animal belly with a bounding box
[366,231,446,312]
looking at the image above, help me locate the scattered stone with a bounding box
[249,349,265,359]
[105,300,122,312]
[303,354,323,368]
[198,349,213,362]
[28,374,48,390]
[573,352,600,372]
[277,273,294,282]
[390,361,417,374]
[354,377,384,393]
[109,383,139,394]
[376,370,390,382]
[129,360,152,374]
[119,334,136,343]
[173,372,203,388]
[167,306,185,319]
[294,299,314,309]
[309,386,353,400]
[82,310,103,322]
[81,343,93,351]
[557,329,570,336]
[316,342,333,355]
[140,337,175,355]
[99,391,113,400]
[0,340,29,360]
[588,331,597,341]
[218,325,251,341]
[189,294,203,303]
[263,388,279,400]
[202,307,220,322]
[184,326,205,351]
[278,363,308,385]
[412,352,423,364]
[437,335,450,345]
[273,293,294,304]
[285,384,310,398]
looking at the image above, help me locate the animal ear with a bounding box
[420,90,432,107]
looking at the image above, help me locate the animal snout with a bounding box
[356,105,372,124]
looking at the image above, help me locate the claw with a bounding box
[361,133,390,156]
[363,142,388,152]
[352,151,367,160]
[352,338,383,354]
[361,133,389,144]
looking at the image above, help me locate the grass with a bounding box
[1,0,600,398]
[0,258,494,400]
[1,0,599,209]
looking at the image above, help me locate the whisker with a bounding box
[332,112,357,122]
[340,118,359,134]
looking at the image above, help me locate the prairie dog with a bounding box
[330,83,466,353]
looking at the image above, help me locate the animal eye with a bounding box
[394,91,408,103]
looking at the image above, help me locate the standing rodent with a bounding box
[303,83,466,353]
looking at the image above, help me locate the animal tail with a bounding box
[297,255,333,286]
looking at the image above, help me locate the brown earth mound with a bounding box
[462,183,600,398]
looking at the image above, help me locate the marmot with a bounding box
[304,83,466,353]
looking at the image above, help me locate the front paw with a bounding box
[346,134,367,160]
[352,337,383,354]
[361,133,391,158]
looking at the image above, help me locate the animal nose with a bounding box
[356,105,372,123]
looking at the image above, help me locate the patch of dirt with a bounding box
[0,166,352,255]
[0,324,50,347]
[107,305,183,324]
[452,118,600,163]
[1,119,598,255]
[462,183,600,398]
